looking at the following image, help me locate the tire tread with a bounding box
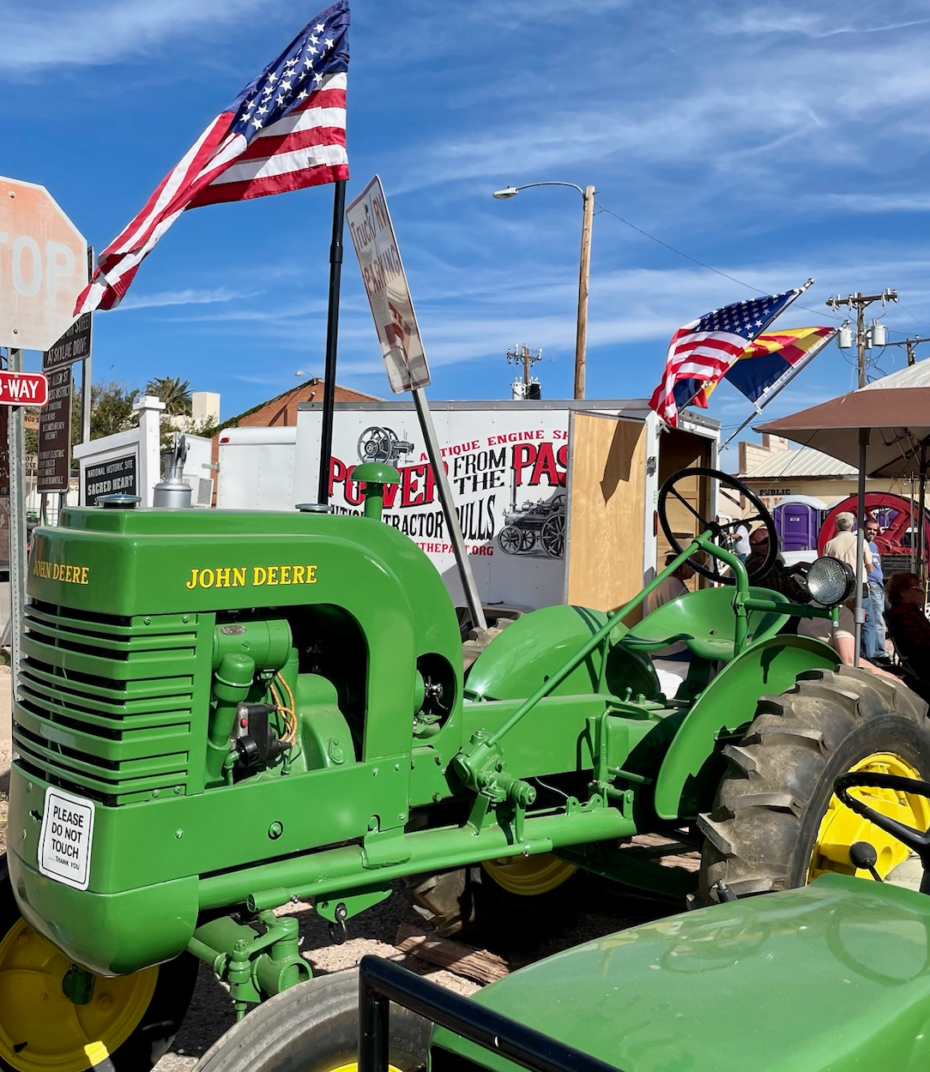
[699,668,930,903]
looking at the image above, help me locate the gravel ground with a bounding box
[0,720,676,1071]
[152,875,671,1071]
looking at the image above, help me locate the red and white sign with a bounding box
[0,371,49,407]
[0,177,88,352]
[295,406,569,609]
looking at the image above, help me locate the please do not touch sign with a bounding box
[38,787,95,890]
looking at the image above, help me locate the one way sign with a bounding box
[0,371,49,407]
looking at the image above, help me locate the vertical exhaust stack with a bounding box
[154,434,193,509]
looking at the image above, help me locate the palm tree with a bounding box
[146,376,192,416]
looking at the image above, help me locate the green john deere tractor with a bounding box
[1,465,928,1071]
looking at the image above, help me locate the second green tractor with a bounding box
[1,465,927,1072]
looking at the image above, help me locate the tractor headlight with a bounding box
[807,557,856,608]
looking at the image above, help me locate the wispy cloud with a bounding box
[821,192,930,214]
[3,0,269,74]
[232,373,297,387]
[711,8,930,39]
[118,286,257,311]
[385,2,930,212]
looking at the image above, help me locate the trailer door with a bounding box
[655,426,714,569]
[565,411,648,613]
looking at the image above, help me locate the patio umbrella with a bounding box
[755,362,930,662]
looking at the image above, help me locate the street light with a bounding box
[492,181,595,399]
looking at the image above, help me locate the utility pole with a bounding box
[492,182,594,399]
[884,335,930,367]
[575,185,595,400]
[826,289,897,388]
[507,343,542,399]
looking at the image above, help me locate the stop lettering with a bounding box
[0,177,88,352]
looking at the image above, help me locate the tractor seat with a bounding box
[621,586,791,662]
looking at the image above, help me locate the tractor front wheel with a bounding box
[193,970,430,1072]
[699,666,930,903]
[0,854,197,1072]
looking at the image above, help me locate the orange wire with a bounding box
[277,672,298,745]
[269,677,297,746]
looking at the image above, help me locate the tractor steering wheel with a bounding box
[657,467,778,585]
[834,773,930,895]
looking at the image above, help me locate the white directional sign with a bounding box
[0,177,88,352]
[346,176,431,394]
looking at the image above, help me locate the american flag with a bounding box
[75,1,349,315]
[648,289,800,427]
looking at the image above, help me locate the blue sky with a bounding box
[6,0,930,445]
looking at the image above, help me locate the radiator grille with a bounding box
[14,601,202,805]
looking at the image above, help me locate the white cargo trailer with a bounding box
[217,400,719,614]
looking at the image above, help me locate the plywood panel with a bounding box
[566,413,646,612]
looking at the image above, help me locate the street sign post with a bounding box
[345,176,485,631]
[346,176,431,394]
[0,177,88,353]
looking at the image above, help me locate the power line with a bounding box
[593,202,764,294]
[892,302,930,335]
[593,198,844,324]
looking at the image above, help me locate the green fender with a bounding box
[465,604,660,702]
[653,634,838,821]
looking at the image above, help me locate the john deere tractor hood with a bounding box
[433,875,930,1072]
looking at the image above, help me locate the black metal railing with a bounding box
[358,956,623,1072]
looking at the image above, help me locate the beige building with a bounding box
[738,434,904,513]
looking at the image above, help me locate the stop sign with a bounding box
[0,176,88,352]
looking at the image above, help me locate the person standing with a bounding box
[734,523,750,563]
[824,512,873,575]
[862,518,886,660]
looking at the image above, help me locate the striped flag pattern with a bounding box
[648,289,800,427]
[75,1,349,315]
[713,325,836,403]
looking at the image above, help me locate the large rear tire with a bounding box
[699,666,930,903]
[193,970,429,1072]
[0,854,197,1072]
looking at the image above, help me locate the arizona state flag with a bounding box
[694,326,835,407]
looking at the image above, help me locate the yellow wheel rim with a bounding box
[481,854,577,896]
[809,752,930,883]
[329,1065,404,1072]
[0,917,158,1072]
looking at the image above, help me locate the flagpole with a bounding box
[318,178,347,504]
[676,279,815,415]
[721,328,837,448]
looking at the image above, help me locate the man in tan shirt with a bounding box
[824,512,872,575]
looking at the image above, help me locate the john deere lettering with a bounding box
[185,565,319,589]
[32,559,90,585]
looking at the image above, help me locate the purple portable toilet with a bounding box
[774,495,827,553]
